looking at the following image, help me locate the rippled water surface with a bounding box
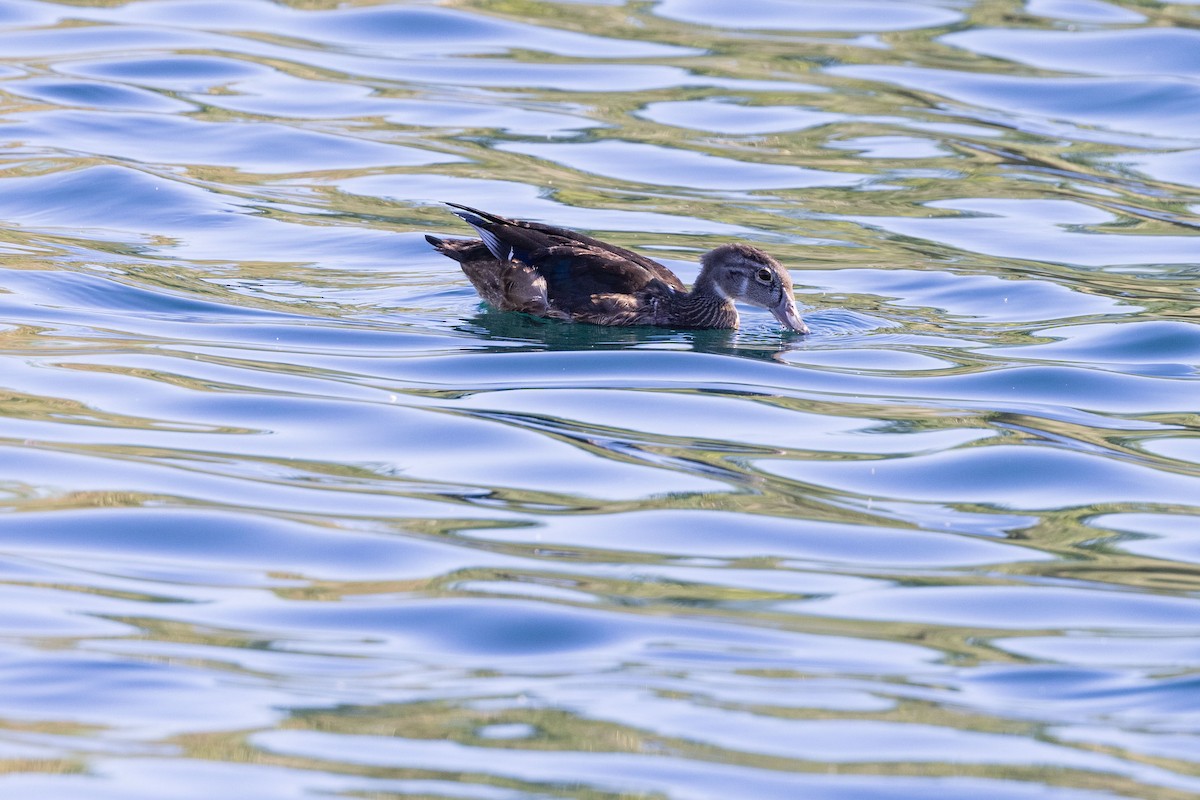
[1,0,1199,797]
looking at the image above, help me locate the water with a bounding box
[0,0,1197,797]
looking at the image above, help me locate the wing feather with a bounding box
[446,203,685,292]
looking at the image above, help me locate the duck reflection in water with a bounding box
[427,203,809,334]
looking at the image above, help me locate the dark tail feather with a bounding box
[444,203,511,262]
[426,233,491,264]
[426,233,465,263]
[445,203,510,226]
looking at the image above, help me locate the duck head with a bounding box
[700,243,808,333]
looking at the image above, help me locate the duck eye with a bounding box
[755,268,772,283]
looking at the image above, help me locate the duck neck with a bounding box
[675,274,739,329]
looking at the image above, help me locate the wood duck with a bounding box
[426,203,808,333]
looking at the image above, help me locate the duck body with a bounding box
[426,204,807,333]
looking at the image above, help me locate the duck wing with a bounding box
[447,204,687,294]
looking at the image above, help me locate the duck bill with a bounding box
[771,298,809,334]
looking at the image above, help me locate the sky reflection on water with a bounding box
[0,0,1198,798]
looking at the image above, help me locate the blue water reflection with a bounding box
[0,0,1198,798]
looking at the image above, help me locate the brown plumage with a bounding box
[426,204,807,333]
